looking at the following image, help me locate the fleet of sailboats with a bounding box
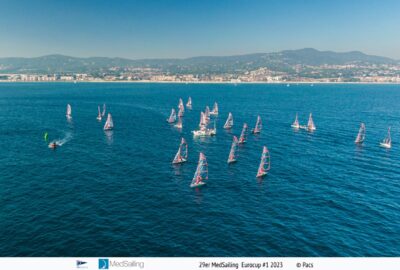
[104,113,114,130]
[190,152,208,188]
[227,136,238,163]
[355,123,366,144]
[251,115,262,134]
[256,146,271,178]
[224,112,233,129]
[380,127,392,149]
[53,96,396,188]
[172,138,188,164]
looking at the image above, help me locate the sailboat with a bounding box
[174,116,183,129]
[96,105,102,121]
[238,123,248,144]
[223,112,233,129]
[291,113,300,129]
[102,104,106,117]
[172,138,188,164]
[192,112,216,137]
[256,146,271,178]
[167,108,177,123]
[178,106,184,117]
[307,113,316,131]
[178,98,184,115]
[251,115,262,134]
[198,112,205,128]
[178,98,184,110]
[66,104,72,119]
[204,106,210,123]
[355,123,366,144]
[190,152,208,188]
[210,120,217,135]
[227,136,239,163]
[210,102,219,116]
[186,97,192,109]
[380,127,392,149]
[104,113,114,130]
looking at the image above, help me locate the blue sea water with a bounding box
[0,82,399,257]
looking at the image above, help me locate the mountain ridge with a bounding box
[0,48,398,75]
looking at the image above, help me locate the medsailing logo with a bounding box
[99,258,109,269]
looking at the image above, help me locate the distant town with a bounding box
[1,49,400,83]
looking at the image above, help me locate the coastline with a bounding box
[1,80,400,85]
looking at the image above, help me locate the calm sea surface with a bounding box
[0,82,399,256]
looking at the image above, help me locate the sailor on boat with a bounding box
[48,142,57,149]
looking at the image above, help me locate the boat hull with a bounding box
[227,159,237,164]
[380,142,391,149]
[256,172,268,178]
[172,159,187,164]
[190,182,206,188]
[192,129,216,137]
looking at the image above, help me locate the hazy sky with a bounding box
[0,0,399,59]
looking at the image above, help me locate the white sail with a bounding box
[307,113,316,131]
[256,146,271,178]
[102,104,106,117]
[238,123,248,144]
[223,112,233,129]
[355,123,366,144]
[199,112,206,128]
[96,105,102,121]
[172,138,188,164]
[380,127,392,148]
[104,113,114,130]
[227,136,238,163]
[186,97,192,108]
[178,98,184,114]
[66,104,72,119]
[190,152,208,188]
[252,115,262,134]
[210,102,219,115]
[167,108,176,123]
[204,106,210,123]
[291,113,300,129]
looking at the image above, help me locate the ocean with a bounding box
[0,82,399,256]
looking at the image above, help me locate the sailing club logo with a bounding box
[99,258,109,269]
[76,260,88,268]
